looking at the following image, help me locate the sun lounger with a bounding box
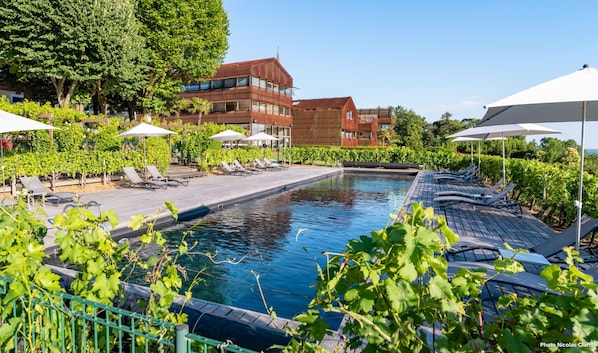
[434,183,520,213]
[19,176,77,205]
[263,157,288,170]
[146,165,189,186]
[434,178,506,198]
[255,158,283,171]
[232,160,262,174]
[450,214,598,262]
[438,164,476,176]
[122,167,168,190]
[220,161,251,176]
[434,166,480,183]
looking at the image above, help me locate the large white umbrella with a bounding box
[118,123,175,175]
[448,123,561,183]
[0,110,57,196]
[209,129,246,142]
[476,65,598,251]
[245,132,279,141]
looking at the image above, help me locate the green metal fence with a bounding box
[0,276,259,353]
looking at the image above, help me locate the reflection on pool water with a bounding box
[143,173,412,326]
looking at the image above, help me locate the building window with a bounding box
[259,102,266,112]
[186,83,199,92]
[212,102,225,113]
[252,101,259,111]
[238,100,250,111]
[238,76,249,87]
[259,79,267,89]
[200,81,210,90]
[212,80,223,89]
[346,111,353,120]
[224,78,237,88]
[267,81,274,91]
[226,102,237,112]
[266,103,273,114]
[252,76,260,87]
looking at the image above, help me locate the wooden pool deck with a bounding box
[37,167,580,352]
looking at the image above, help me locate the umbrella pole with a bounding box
[470,141,474,165]
[502,133,506,183]
[576,102,587,251]
[478,140,481,173]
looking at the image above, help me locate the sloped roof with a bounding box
[214,57,292,84]
[293,97,353,110]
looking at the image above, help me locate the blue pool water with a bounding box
[154,173,412,325]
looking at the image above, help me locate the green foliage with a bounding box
[93,122,122,152]
[393,106,428,149]
[0,0,146,108]
[55,123,85,153]
[283,203,598,352]
[0,198,199,351]
[137,0,229,113]
[145,137,171,172]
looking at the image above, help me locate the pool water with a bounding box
[147,173,412,325]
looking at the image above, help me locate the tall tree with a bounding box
[0,0,147,108]
[393,106,427,149]
[136,0,229,114]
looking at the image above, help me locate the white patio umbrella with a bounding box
[452,136,504,173]
[448,123,561,183]
[246,132,279,147]
[118,123,175,174]
[209,129,246,142]
[209,129,247,149]
[476,65,598,251]
[246,132,279,142]
[0,110,58,196]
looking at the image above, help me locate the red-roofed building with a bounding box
[292,97,359,146]
[176,58,293,147]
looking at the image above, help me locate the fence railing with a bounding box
[0,276,259,353]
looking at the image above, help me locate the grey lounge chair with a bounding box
[254,158,283,171]
[437,164,476,176]
[146,165,189,186]
[232,160,262,174]
[435,178,506,198]
[263,157,288,170]
[434,182,520,213]
[220,161,250,176]
[450,214,598,261]
[19,176,77,205]
[123,167,168,190]
[434,166,480,183]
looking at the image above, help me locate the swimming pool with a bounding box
[142,172,412,326]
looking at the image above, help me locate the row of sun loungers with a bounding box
[220,159,288,176]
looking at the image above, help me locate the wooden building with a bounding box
[358,108,393,145]
[292,97,359,147]
[177,58,293,147]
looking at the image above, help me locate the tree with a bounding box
[0,0,147,108]
[136,0,229,114]
[393,106,428,149]
[189,97,211,125]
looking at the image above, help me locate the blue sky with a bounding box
[222,1,598,148]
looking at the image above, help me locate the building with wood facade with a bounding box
[291,97,359,146]
[177,58,293,147]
